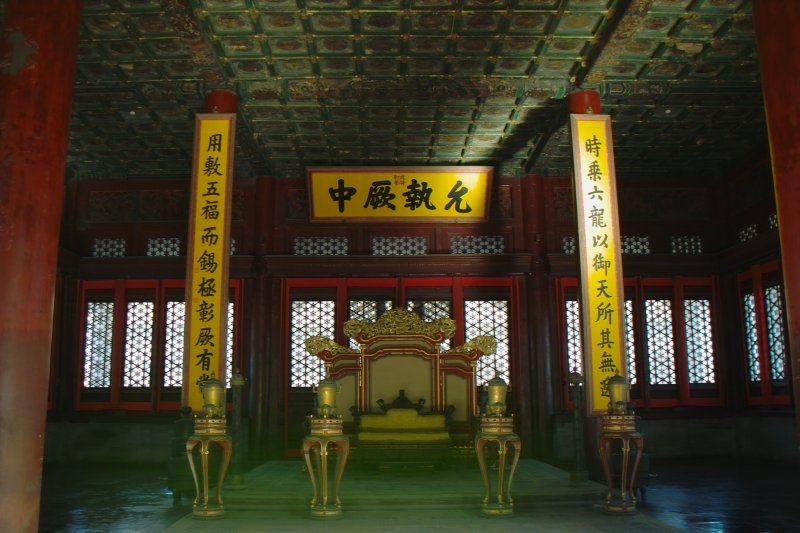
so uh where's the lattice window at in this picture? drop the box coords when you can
[349,300,393,349]
[146,237,181,257]
[768,213,778,230]
[739,224,757,242]
[371,236,427,256]
[289,300,335,387]
[742,292,761,382]
[161,300,236,388]
[407,300,451,350]
[83,302,115,388]
[92,238,126,257]
[163,301,185,388]
[624,300,637,385]
[449,235,504,254]
[565,300,583,375]
[685,299,715,384]
[645,299,676,385]
[764,285,786,382]
[407,300,451,322]
[226,302,235,387]
[123,302,154,388]
[294,236,349,256]
[621,235,651,255]
[670,235,703,255]
[465,300,510,385]
[562,236,576,255]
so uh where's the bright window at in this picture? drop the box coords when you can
[78,280,240,410]
[738,262,789,405]
[558,278,719,408]
[465,300,510,385]
[289,300,335,387]
[645,299,676,385]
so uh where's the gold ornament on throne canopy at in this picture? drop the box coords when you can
[343,308,456,342]
[444,335,497,356]
[304,336,359,357]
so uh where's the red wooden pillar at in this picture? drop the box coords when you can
[753,2,800,444]
[522,173,553,455]
[0,1,82,531]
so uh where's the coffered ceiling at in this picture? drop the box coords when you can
[59,0,764,181]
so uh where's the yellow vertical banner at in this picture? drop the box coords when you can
[183,114,236,410]
[569,114,627,414]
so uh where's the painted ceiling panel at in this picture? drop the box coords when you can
[63,0,767,181]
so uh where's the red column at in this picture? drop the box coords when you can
[568,89,602,115]
[753,2,800,442]
[522,173,554,455]
[0,2,82,531]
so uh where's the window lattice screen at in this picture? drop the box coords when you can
[685,299,715,384]
[565,300,583,375]
[163,302,184,388]
[566,299,636,384]
[83,302,115,388]
[227,302,235,387]
[407,300,451,350]
[146,237,181,257]
[160,301,236,388]
[348,300,393,349]
[764,285,786,381]
[290,300,335,387]
[624,300,637,385]
[465,300,509,385]
[645,299,676,385]
[123,302,154,388]
[449,235,504,254]
[371,236,427,256]
[742,292,760,382]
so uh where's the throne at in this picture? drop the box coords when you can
[305,308,496,466]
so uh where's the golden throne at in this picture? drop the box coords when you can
[305,308,496,465]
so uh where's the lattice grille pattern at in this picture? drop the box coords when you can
[227,302,235,388]
[407,300,451,350]
[293,236,349,256]
[290,300,335,387]
[764,285,786,382]
[742,292,761,382]
[624,300,637,385]
[465,300,510,386]
[645,299,676,385]
[685,299,715,384]
[738,224,757,242]
[562,236,576,255]
[621,236,651,255]
[769,213,778,230]
[83,302,115,388]
[565,299,582,375]
[449,235,504,254]
[160,301,236,388]
[371,236,427,256]
[349,300,393,349]
[123,302,154,388]
[163,301,185,388]
[92,238,126,257]
[670,235,703,255]
[146,237,181,257]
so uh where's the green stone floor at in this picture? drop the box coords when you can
[40,455,800,532]
[162,459,678,532]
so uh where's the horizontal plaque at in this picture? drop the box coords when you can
[307,166,493,222]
